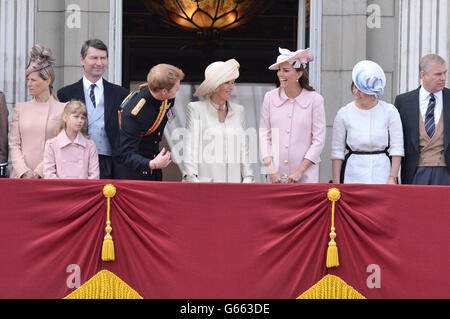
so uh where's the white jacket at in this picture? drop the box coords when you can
[183,99,254,183]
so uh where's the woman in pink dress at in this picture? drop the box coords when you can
[259,48,326,183]
[9,44,66,178]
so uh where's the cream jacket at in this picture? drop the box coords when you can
[9,96,66,178]
[183,99,254,183]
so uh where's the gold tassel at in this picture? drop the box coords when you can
[297,275,366,299]
[102,184,117,262]
[326,188,341,268]
[64,270,143,299]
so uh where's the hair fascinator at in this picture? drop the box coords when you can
[268,47,314,70]
[352,60,386,97]
[26,44,56,76]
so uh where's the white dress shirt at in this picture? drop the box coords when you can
[83,76,104,108]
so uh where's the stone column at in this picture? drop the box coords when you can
[318,0,401,182]
[320,0,369,182]
[108,0,122,85]
[0,0,35,114]
[35,0,112,91]
[398,0,450,93]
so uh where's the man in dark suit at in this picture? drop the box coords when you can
[57,39,129,179]
[395,54,450,185]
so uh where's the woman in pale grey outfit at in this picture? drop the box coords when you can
[183,59,254,183]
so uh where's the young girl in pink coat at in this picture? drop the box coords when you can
[43,101,99,179]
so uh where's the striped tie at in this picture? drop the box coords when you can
[424,93,436,138]
[89,83,96,108]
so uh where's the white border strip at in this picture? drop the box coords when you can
[309,0,322,93]
[108,0,122,85]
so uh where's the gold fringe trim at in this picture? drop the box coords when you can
[297,275,366,299]
[102,184,116,261]
[326,188,341,268]
[64,270,143,299]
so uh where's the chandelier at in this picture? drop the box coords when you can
[142,0,273,39]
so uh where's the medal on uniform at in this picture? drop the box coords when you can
[167,107,175,121]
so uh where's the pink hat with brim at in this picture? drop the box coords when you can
[268,47,314,70]
[194,59,240,97]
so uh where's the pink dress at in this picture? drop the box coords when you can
[9,96,66,178]
[259,88,326,182]
[43,130,99,179]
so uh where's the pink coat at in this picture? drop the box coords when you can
[259,88,326,182]
[9,96,66,178]
[43,130,99,179]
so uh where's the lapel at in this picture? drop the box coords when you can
[74,79,86,104]
[442,87,450,150]
[103,79,113,125]
[406,87,421,153]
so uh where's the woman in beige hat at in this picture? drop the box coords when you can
[260,48,326,183]
[9,44,66,178]
[183,59,254,183]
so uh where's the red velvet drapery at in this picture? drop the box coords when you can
[0,179,449,299]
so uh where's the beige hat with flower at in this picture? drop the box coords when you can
[194,59,240,97]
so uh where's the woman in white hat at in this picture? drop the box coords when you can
[183,59,254,183]
[260,48,326,183]
[331,60,404,184]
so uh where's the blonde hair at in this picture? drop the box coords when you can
[56,100,89,137]
[38,66,58,100]
[147,64,184,92]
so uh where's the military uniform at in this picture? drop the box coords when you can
[114,84,175,181]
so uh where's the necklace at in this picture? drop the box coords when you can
[210,100,227,111]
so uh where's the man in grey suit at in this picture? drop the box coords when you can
[395,54,450,184]
[58,39,129,179]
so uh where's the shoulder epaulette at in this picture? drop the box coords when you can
[120,83,147,111]
[131,98,146,116]
[120,91,138,110]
